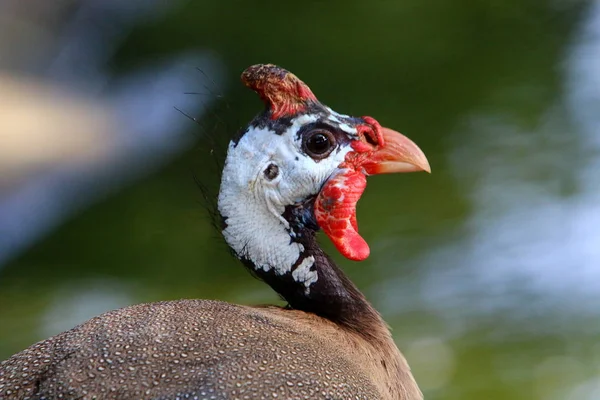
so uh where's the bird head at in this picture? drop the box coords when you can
[218,64,429,279]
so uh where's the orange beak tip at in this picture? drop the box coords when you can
[367,160,431,175]
[361,127,431,175]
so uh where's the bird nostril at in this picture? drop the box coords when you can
[358,116,385,148]
[363,130,379,147]
[354,126,380,150]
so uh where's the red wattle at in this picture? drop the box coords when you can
[314,170,370,261]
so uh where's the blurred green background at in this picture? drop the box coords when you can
[1,1,599,399]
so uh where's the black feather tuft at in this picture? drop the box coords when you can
[179,67,241,252]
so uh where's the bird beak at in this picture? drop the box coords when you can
[315,125,430,262]
[360,127,431,175]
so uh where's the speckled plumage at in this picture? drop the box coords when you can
[0,300,419,399]
[0,64,428,400]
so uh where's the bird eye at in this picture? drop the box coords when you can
[303,130,335,159]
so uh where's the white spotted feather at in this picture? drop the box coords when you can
[218,114,356,290]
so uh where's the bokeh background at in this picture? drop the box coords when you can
[1,0,599,399]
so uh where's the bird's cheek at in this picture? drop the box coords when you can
[268,177,306,208]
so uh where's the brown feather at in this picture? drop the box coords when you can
[0,300,421,399]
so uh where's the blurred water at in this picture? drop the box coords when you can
[0,1,598,399]
[0,0,224,266]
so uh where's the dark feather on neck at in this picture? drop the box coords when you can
[238,200,386,340]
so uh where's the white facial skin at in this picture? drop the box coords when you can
[218,114,357,292]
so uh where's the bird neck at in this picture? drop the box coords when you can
[276,228,387,335]
[219,190,385,336]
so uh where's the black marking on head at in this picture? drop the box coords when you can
[282,197,320,239]
[250,113,294,135]
[230,125,249,147]
[230,112,294,147]
[219,214,228,231]
[232,100,353,147]
[303,100,330,116]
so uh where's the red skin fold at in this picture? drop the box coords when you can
[241,65,428,262]
[315,169,370,261]
[314,118,385,262]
